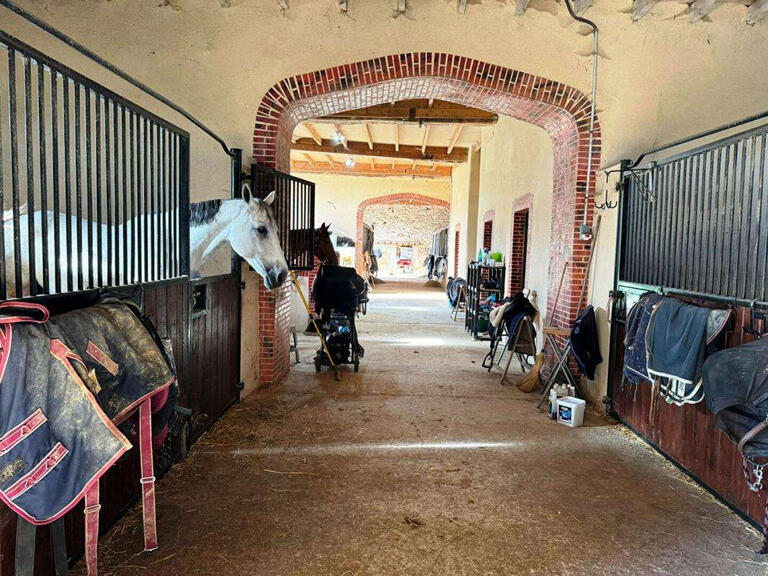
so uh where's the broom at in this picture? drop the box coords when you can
[515,262,569,392]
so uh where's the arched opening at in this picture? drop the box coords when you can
[356,193,451,278]
[253,53,600,383]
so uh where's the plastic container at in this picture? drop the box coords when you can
[556,397,586,428]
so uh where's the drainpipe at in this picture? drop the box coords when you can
[563,0,599,238]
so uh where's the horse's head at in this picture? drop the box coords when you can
[315,223,338,266]
[228,186,289,290]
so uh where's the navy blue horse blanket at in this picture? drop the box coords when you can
[0,297,176,573]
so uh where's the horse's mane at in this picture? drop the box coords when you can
[190,199,223,227]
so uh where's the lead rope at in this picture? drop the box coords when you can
[742,456,768,554]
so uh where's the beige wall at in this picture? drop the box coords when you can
[448,148,480,278]
[300,172,451,240]
[470,117,554,350]
[5,1,767,169]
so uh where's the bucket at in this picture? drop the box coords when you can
[556,396,585,428]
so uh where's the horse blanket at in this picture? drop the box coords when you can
[623,292,663,385]
[646,297,731,405]
[703,336,768,553]
[0,296,176,573]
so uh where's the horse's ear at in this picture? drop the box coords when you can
[264,191,276,206]
[241,182,252,203]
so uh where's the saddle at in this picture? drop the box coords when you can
[0,296,177,574]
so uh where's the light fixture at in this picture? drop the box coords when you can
[345,157,355,168]
[332,131,343,144]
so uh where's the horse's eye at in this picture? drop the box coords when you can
[255,226,268,237]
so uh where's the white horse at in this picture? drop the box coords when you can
[2,186,289,297]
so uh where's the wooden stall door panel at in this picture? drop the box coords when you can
[188,275,241,440]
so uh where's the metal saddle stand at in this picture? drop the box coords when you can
[536,325,582,409]
[492,317,536,385]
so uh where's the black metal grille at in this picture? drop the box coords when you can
[0,31,190,300]
[620,124,768,302]
[248,164,315,271]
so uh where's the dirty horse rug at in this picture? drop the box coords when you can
[0,296,177,574]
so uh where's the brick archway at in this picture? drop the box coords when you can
[253,53,600,384]
[356,193,450,274]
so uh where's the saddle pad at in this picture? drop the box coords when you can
[623,292,663,385]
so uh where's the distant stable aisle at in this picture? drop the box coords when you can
[75,281,765,575]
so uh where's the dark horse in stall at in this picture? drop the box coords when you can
[288,222,338,269]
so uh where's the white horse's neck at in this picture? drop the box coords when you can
[189,199,245,276]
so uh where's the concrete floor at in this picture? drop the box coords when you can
[80,279,766,575]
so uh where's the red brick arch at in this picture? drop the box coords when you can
[356,193,451,273]
[253,53,600,384]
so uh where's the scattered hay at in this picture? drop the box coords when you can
[404,515,425,528]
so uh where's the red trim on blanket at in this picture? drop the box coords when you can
[85,340,120,376]
[0,409,47,455]
[5,442,69,500]
[0,302,49,324]
[112,376,176,426]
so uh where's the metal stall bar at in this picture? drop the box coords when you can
[1,31,191,298]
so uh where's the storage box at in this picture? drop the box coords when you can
[557,396,585,428]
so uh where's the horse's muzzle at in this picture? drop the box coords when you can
[265,266,288,290]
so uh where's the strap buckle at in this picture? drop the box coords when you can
[140,475,156,485]
[748,464,765,493]
[84,503,102,515]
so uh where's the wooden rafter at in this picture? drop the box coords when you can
[514,0,529,15]
[325,154,336,168]
[689,0,721,22]
[748,0,768,24]
[303,153,315,167]
[394,124,400,152]
[447,125,463,154]
[291,159,451,178]
[304,123,323,146]
[333,124,348,149]
[323,99,497,124]
[421,125,431,154]
[293,138,468,163]
[369,157,376,170]
[631,0,658,20]
[363,123,374,150]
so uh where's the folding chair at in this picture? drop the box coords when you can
[536,325,581,409]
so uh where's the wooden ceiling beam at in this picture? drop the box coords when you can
[303,153,315,167]
[447,125,463,155]
[394,124,400,152]
[322,100,497,124]
[293,138,468,163]
[421,125,431,154]
[304,123,323,146]
[747,0,768,24]
[324,154,336,168]
[333,124,348,149]
[689,0,721,22]
[291,159,451,178]
[363,123,374,150]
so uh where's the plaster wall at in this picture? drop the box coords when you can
[300,172,451,240]
[471,117,554,353]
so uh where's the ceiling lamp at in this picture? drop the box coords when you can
[345,157,355,168]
